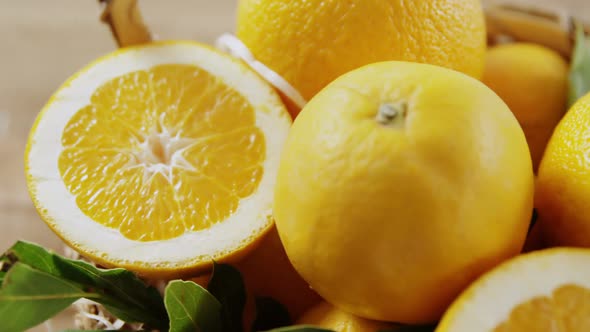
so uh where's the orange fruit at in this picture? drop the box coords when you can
[24,41,292,278]
[188,226,321,323]
[236,226,321,320]
[482,43,568,172]
[297,301,394,332]
[273,61,534,323]
[236,0,486,116]
[436,248,590,332]
[536,92,590,247]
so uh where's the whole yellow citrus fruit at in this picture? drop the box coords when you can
[482,43,568,172]
[273,61,534,324]
[297,301,394,332]
[437,248,590,332]
[236,0,486,115]
[536,92,590,247]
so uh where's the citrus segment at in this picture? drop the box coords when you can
[494,285,590,331]
[437,248,590,332]
[59,64,265,242]
[25,41,291,277]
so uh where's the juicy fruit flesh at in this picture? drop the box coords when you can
[494,284,590,331]
[59,64,265,241]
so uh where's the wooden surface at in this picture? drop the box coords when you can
[0,0,588,331]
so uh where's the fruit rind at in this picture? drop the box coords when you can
[25,41,291,278]
[436,248,590,332]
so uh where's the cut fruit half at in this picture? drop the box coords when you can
[25,41,291,278]
[436,248,590,332]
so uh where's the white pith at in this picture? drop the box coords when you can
[440,249,590,331]
[26,42,291,268]
[131,124,198,183]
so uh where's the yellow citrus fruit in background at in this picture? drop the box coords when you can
[297,301,395,332]
[236,0,486,115]
[274,61,534,324]
[236,226,321,320]
[24,41,292,278]
[436,248,590,331]
[536,92,590,248]
[190,227,321,326]
[482,43,568,172]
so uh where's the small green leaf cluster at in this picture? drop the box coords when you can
[0,241,330,332]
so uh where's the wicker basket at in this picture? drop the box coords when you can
[101,0,590,55]
[484,1,590,58]
[98,0,590,110]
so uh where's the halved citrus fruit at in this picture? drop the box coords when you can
[436,248,590,331]
[24,41,291,278]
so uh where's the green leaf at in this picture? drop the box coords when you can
[6,241,168,330]
[7,241,60,274]
[207,262,247,332]
[62,330,144,332]
[261,326,334,332]
[569,23,590,106]
[56,259,166,329]
[0,271,5,285]
[165,280,222,332]
[0,252,11,266]
[251,297,291,331]
[0,263,90,332]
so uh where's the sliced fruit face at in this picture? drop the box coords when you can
[436,248,590,332]
[25,41,291,278]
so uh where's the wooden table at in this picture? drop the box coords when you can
[0,0,588,331]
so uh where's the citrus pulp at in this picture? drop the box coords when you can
[25,41,291,278]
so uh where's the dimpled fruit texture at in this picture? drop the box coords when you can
[237,0,486,103]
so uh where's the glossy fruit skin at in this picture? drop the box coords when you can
[273,61,534,324]
[297,301,394,332]
[536,92,590,247]
[236,0,486,115]
[482,43,568,172]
